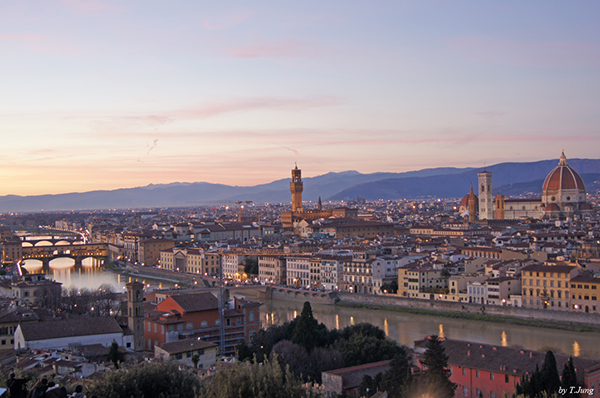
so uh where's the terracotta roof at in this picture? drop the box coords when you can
[323,360,391,390]
[419,339,600,381]
[542,152,586,192]
[156,339,217,354]
[18,317,123,341]
[165,292,219,313]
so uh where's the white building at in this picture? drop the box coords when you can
[286,256,311,288]
[14,317,132,351]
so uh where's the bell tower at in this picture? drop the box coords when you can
[290,164,303,212]
[126,280,145,352]
[478,170,494,220]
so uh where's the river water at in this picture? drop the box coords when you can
[21,258,169,292]
[21,259,600,359]
[258,298,600,360]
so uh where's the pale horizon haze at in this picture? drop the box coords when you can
[2,1,600,196]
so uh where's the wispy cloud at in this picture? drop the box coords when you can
[80,95,342,135]
[146,139,158,155]
[282,146,300,156]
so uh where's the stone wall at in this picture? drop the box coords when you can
[336,292,600,327]
[258,286,337,305]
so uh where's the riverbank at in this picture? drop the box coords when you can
[335,301,600,333]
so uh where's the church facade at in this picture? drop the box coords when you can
[464,152,592,221]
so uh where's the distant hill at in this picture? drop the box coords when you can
[328,159,600,201]
[0,160,598,212]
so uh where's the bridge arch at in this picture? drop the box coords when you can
[49,257,76,268]
[22,259,43,273]
[34,240,54,247]
[55,240,73,246]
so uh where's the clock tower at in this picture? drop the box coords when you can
[290,164,303,212]
[126,280,145,352]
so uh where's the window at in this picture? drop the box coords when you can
[505,374,509,383]
[490,372,494,381]
[476,370,480,378]
[154,324,157,333]
[186,322,194,330]
[201,321,208,328]
[463,386,468,397]
[249,310,255,322]
[175,353,182,360]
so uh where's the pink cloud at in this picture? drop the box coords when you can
[226,39,322,59]
[446,36,600,67]
[176,96,340,118]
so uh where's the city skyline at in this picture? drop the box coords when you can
[2,1,600,196]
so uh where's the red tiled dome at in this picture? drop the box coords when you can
[542,151,586,192]
[580,202,592,211]
[544,203,560,212]
[460,192,478,207]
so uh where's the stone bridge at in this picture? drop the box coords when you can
[22,242,108,270]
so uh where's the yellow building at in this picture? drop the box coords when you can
[520,264,578,310]
[569,275,600,314]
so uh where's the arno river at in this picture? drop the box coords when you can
[23,259,600,359]
[257,297,600,360]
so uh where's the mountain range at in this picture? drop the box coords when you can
[1,158,599,213]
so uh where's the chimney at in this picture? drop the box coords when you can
[467,351,471,356]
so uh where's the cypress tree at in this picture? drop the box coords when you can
[380,348,412,398]
[420,335,457,398]
[561,357,579,398]
[291,302,319,351]
[540,351,561,395]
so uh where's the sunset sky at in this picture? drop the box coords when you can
[2,1,600,196]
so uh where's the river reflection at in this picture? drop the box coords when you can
[259,298,600,359]
[22,258,126,291]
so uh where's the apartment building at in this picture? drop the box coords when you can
[520,264,578,310]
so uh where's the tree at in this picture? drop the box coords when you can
[200,356,319,398]
[561,357,579,398]
[358,375,378,398]
[191,354,200,369]
[271,340,311,380]
[87,361,201,398]
[236,339,253,362]
[107,341,125,369]
[244,258,258,276]
[380,348,413,398]
[419,335,457,398]
[291,302,320,351]
[540,351,561,395]
[334,332,402,367]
